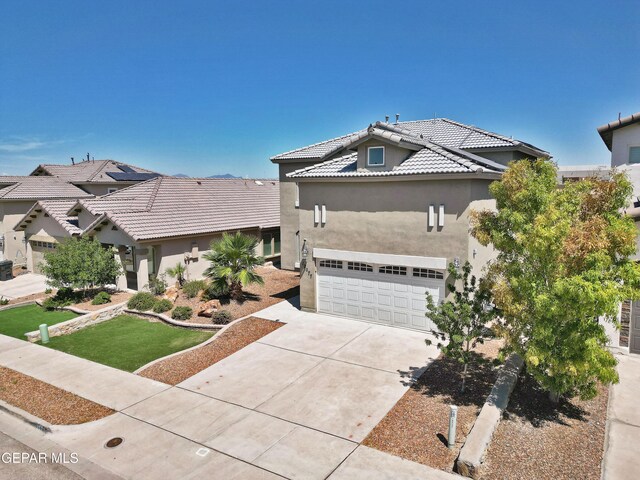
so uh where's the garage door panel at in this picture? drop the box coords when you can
[317,262,444,333]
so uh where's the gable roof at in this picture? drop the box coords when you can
[72,177,279,241]
[0,176,93,201]
[597,112,640,151]
[30,160,162,183]
[15,200,83,235]
[272,117,548,161]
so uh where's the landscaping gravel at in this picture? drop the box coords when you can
[138,316,284,385]
[0,366,114,425]
[480,373,608,480]
[72,291,133,311]
[363,340,502,472]
[171,266,300,324]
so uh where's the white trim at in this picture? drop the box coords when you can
[313,248,447,270]
[321,204,327,225]
[438,204,445,227]
[314,204,320,224]
[367,145,385,166]
[428,204,435,228]
[294,182,300,208]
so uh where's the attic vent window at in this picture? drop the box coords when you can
[367,146,385,166]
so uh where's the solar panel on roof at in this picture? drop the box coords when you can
[117,165,137,173]
[106,172,161,182]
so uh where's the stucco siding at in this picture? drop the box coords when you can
[611,123,640,167]
[0,200,38,265]
[356,139,412,171]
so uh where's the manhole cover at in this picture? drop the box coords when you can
[105,437,124,448]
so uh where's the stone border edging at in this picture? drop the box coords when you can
[456,353,524,479]
[0,398,52,433]
[132,314,282,374]
[24,302,128,342]
[123,308,225,330]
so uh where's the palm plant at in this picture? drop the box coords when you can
[203,232,265,300]
[165,262,186,287]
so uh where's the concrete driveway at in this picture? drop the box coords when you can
[0,273,47,300]
[119,299,443,479]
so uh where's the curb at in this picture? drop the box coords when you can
[123,309,225,330]
[0,398,52,433]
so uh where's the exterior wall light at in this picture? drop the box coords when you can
[453,257,460,269]
[301,239,308,258]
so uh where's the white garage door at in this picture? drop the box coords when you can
[317,259,445,332]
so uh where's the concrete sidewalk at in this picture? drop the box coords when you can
[602,352,640,479]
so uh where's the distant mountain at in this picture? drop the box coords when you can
[172,173,190,178]
[207,173,239,179]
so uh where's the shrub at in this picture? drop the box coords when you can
[41,287,79,310]
[145,274,168,295]
[171,306,193,320]
[44,288,52,294]
[127,292,157,311]
[91,291,112,305]
[202,283,226,301]
[166,262,186,286]
[211,310,233,325]
[183,280,207,299]
[0,296,9,306]
[41,297,60,311]
[153,298,173,313]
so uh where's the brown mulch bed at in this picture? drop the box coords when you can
[172,266,299,324]
[363,340,503,472]
[138,316,284,384]
[71,291,133,311]
[480,374,608,480]
[7,292,48,305]
[0,366,114,425]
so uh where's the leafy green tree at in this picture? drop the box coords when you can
[203,232,265,300]
[42,237,123,291]
[426,261,495,393]
[471,158,640,400]
[165,262,186,286]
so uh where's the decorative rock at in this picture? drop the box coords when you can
[163,286,179,302]
[197,299,221,317]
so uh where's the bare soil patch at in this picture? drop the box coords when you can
[7,292,48,305]
[172,266,299,324]
[480,373,608,480]
[72,291,133,311]
[363,340,503,472]
[138,316,284,384]
[0,366,114,425]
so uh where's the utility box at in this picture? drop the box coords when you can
[0,260,13,281]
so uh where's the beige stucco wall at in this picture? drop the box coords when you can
[0,200,39,265]
[296,177,496,310]
[611,123,640,168]
[356,140,412,171]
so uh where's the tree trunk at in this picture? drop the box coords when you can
[461,363,468,393]
[548,390,560,403]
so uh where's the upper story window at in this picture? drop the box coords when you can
[107,188,118,194]
[367,146,385,166]
[630,146,640,164]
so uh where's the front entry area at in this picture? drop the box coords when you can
[316,258,445,332]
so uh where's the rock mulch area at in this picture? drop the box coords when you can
[0,366,114,425]
[363,340,503,472]
[138,316,284,385]
[480,373,608,480]
[71,291,133,311]
[172,266,300,324]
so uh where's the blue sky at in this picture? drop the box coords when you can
[1,1,639,177]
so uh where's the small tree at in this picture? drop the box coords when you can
[42,237,123,291]
[203,232,265,300]
[165,262,186,286]
[426,261,495,393]
[471,158,640,400]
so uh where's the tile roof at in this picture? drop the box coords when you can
[15,200,83,235]
[597,112,640,151]
[30,160,161,183]
[271,118,548,160]
[75,177,279,241]
[0,176,93,200]
[287,142,506,179]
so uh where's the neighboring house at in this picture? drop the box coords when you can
[271,118,548,332]
[0,159,161,269]
[30,159,161,196]
[0,176,92,266]
[596,112,640,354]
[16,177,280,290]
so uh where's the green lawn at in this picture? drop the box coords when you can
[0,304,78,339]
[40,315,214,372]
